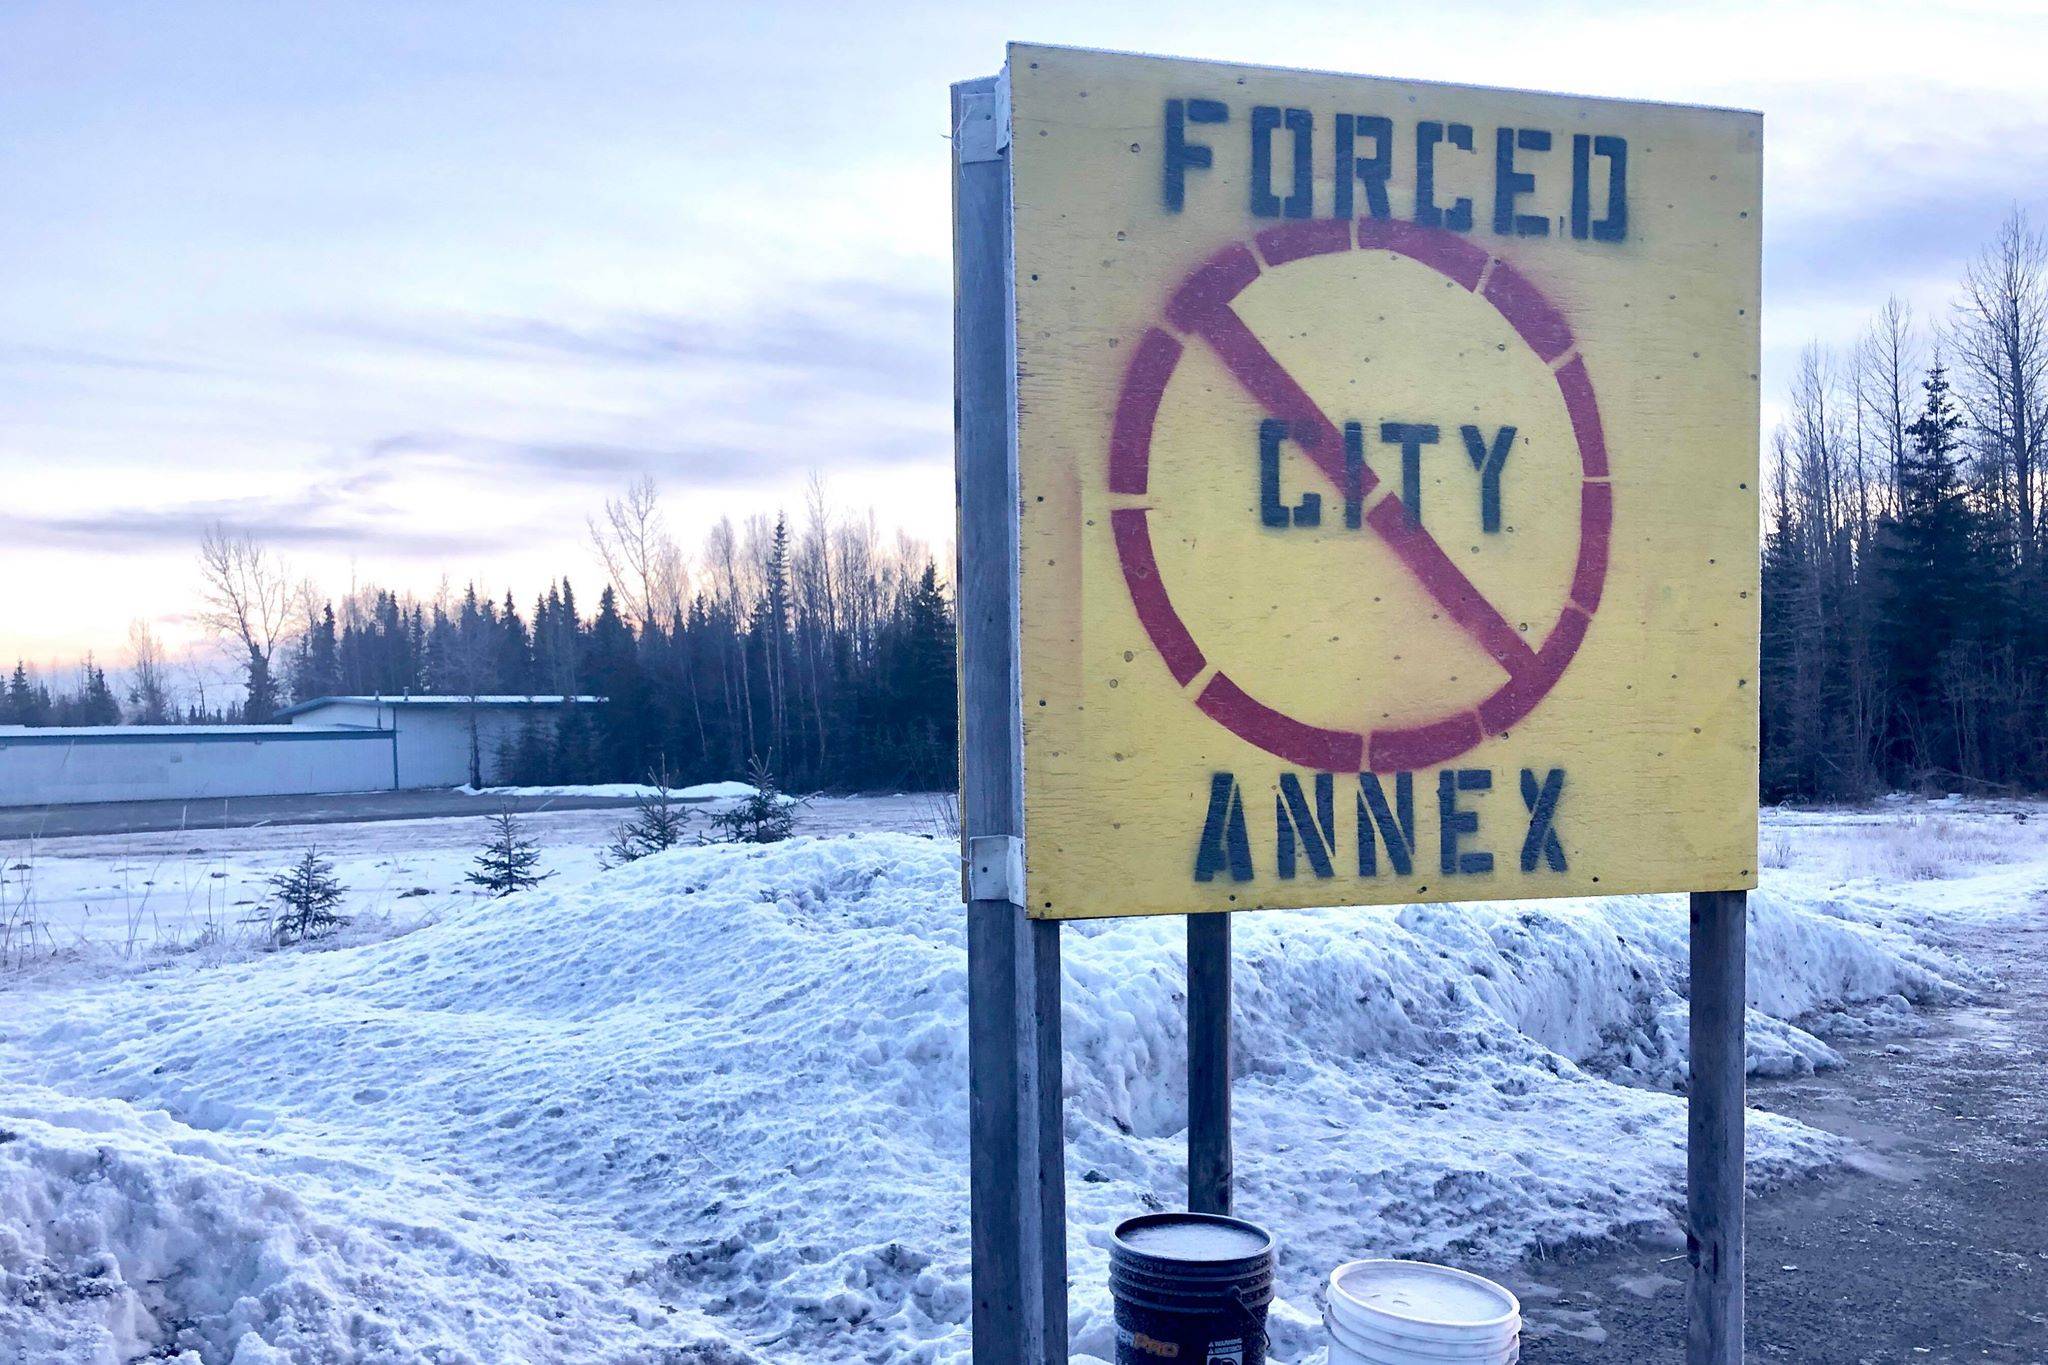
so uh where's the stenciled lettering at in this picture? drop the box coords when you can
[1155,99,1627,243]
[1192,768,1576,886]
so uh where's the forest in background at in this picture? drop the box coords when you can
[1764,210,2048,799]
[2,482,957,793]
[7,210,2047,801]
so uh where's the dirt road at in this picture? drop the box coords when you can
[0,788,948,841]
[0,787,652,840]
[1504,911,2048,1362]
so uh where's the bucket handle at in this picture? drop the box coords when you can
[1230,1285,1272,1349]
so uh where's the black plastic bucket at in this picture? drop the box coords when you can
[1109,1211,1276,1365]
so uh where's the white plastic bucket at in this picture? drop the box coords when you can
[1325,1260,1520,1364]
[1325,1314,1519,1365]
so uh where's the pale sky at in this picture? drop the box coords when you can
[4,0,2045,666]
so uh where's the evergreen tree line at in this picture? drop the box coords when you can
[6,618,235,726]
[279,500,956,791]
[9,490,958,792]
[0,658,123,727]
[2,485,951,797]
[1764,210,2048,799]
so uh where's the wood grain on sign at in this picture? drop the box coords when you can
[1007,43,1762,920]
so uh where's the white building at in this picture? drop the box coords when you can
[0,696,601,808]
[277,695,602,791]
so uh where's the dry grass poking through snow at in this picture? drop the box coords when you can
[1765,807,2037,883]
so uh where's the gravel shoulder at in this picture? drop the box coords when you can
[1504,909,2048,1363]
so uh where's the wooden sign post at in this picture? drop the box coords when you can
[955,45,1761,1365]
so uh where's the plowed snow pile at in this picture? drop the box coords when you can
[0,820,2008,1362]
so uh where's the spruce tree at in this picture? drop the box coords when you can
[506,718,551,786]
[1,663,26,725]
[79,660,120,725]
[1876,362,1996,780]
[499,591,532,693]
[900,562,956,784]
[600,765,691,868]
[8,665,50,727]
[295,605,340,703]
[264,849,348,944]
[705,756,802,844]
[468,809,552,896]
[587,586,645,778]
[1759,499,1810,800]
[244,652,278,723]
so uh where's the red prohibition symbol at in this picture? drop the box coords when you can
[1108,216,1613,774]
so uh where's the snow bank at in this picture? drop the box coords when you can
[0,832,1981,1362]
[0,1090,744,1364]
[464,780,762,801]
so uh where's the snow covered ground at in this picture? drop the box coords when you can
[0,791,952,972]
[0,796,2036,1363]
[463,781,770,802]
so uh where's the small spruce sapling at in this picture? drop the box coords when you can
[265,848,348,945]
[468,808,552,897]
[600,764,692,868]
[705,756,804,845]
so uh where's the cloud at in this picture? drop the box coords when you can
[1769,182,2048,320]
[0,496,528,558]
[0,343,222,377]
[324,274,955,502]
[320,276,951,402]
[1,390,947,570]
[356,430,864,489]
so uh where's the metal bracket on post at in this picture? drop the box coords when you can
[956,77,1010,164]
[968,835,1026,906]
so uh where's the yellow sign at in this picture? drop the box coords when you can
[1005,44,1761,919]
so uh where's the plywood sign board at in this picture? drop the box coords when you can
[1005,43,1761,920]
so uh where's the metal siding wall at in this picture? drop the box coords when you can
[476,712,529,786]
[389,710,549,788]
[0,733,397,808]
[393,711,476,789]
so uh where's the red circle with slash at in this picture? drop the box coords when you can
[1108,217,1612,774]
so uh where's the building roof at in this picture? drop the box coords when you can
[275,694,603,720]
[0,724,383,745]
[1,724,289,737]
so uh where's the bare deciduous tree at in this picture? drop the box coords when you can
[125,620,172,724]
[1858,296,1918,516]
[197,524,292,721]
[589,474,689,634]
[1953,210,2048,572]
[704,516,757,759]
